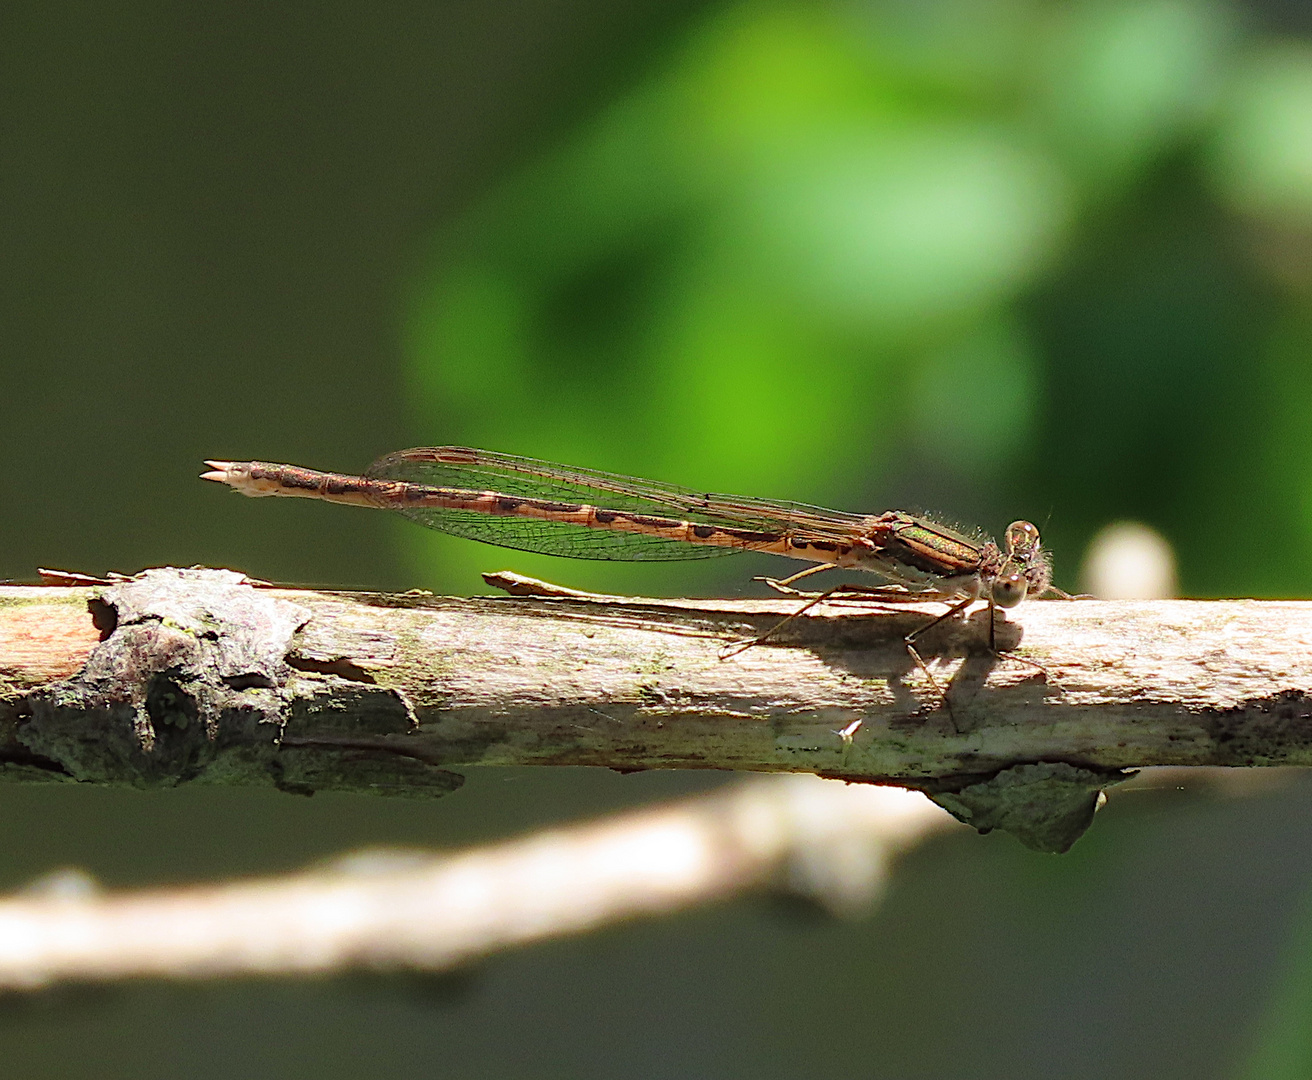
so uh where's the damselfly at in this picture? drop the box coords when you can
[202,447,1062,686]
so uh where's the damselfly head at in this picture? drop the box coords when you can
[990,520,1052,607]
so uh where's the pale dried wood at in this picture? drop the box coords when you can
[2,567,1310,850]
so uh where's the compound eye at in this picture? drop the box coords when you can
[1005,521,1040,554]
[992,572,1028,609]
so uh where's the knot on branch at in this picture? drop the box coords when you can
[25,568,309,782]
[929,762,1135,853]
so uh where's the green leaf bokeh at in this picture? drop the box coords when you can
[403,0,1312,602]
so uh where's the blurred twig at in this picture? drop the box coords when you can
[0,775,958,989]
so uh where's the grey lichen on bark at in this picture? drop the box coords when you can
[3,567,1312,851]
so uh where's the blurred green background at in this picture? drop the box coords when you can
[6,0,1312,1075]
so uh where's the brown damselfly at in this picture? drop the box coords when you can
[202,447,1063,696]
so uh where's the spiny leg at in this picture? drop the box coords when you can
[901,595,979,726]
[977,600,1062,687]
[743,586,977,726]
[719,583,859,659]
[901,595,1052,726]
[722,580,966,699]
[722,576,952,659]
[759,577,920,605]
[769,561,836,589]
[753,560,840,598]
[725,584,1043,728]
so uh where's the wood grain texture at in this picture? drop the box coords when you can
[0,592,103,684]
[1,568,1309,849]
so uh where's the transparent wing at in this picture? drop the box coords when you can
[366,447,870,563]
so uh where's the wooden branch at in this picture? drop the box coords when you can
[0,775,959,989]
[3,567,1310,851]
